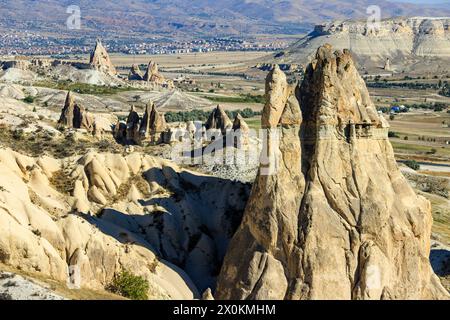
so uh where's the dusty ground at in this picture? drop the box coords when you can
[0,264,125,300]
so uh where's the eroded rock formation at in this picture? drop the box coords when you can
[205,105,232,133]
[276,18,450,68]
[232,113,250,146]
[0,148,250,298]
[89,39,117,76]
[384,58,392,71]
[58,91,94,132]
[216,45,449,300]
[139,102,167,143]
[232,114,249,133]
[115,103,167,145]
[143,61,165,84]
[128,64,144,81]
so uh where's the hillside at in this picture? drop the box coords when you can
[268,17,450,72]
[0,0,450,38]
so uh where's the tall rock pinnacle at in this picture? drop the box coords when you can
[143,61,165,84]
[216,45,449,300]
[58,91,94,132]
[139,102,167,143]
[89,39,117,76]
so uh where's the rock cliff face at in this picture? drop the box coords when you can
[277,17,450,65]
[89,40,117,76]
[58,91,94,132]
[216,45,449,300]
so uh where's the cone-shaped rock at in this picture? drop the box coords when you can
[205,105,232,132]
[58,91,94,132]
[58,91,76,127]
[143,61,165,84]
[232,113,250,146]
[128,64,143,80]
[89,39,117,76]
[232,113,250,133]
[139,102,167,143]
[126,105,140,143]
[216,45,449,300]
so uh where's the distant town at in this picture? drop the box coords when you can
[0,32,289,56]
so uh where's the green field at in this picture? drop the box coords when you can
[34,81,135,95]
[203,94,265,104]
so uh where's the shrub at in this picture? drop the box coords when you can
[388,131,400,138]
[107,270,149,300]
[23,96,35,104]
[404,160,420,171]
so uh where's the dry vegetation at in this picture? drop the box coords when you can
[0,263,126,300]
[0,126,123,159]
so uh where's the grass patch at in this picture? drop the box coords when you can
[391,141,450,158]
[245,117,261,130]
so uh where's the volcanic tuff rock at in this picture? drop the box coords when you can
[139,102,167,143]
[115,104,168,145]
[276,17,450,65]
[125,105,141,143]
[58,91,94,132]
[216,45,449,300]
[232,114,249,133]
[205,105,233,133]
[383,58,392,71]
[0,148,250,297]
[89,40,117,76]
[143,61,165,84]
[128,64,144,81]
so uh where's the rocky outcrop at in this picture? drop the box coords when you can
[0,148,250,298]
[205,105,232,133]
[383,58,392,71]
[139,102,167,143]
[58,91,94,132]
[143,61,165,84]
[115,104,167,145]
[232,114,249,133]
[278,17,450,66]
[216,45,449,300]
[125,105,140,143]
[1,59,31,71]
[89,40,117,76]
[128,64,144,81]
[232,113,250,146]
